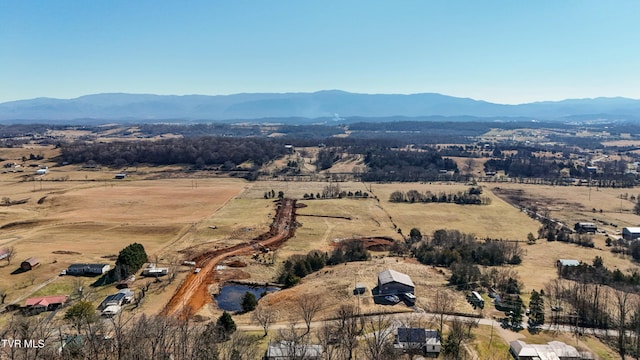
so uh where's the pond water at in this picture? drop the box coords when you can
[214,284,280,312]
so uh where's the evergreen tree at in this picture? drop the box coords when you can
[215,311,236,341]
[241,292,257,312]
[528,290,545,326]
[115,242,148,278]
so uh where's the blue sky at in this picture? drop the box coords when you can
[1,1,639,104]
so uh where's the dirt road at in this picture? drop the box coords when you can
[162,198,297,318]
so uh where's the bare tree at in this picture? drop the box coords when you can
[362,312,395,360]
[427,288,455,334]
[0,287,7,305]
[5,246,15,265]
[442,318,478,360]
[613,288,631,359]
[297,293,323,335]
[335,304,361,360]
[253,304,278,336]
[317,320,340,360]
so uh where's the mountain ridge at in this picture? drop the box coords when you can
[1,90,639,123]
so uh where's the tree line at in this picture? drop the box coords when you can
[60,137,289,169]
[389,187,490,205]
[276,240,371,288]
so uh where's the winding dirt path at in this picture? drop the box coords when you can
[162,198,297,318]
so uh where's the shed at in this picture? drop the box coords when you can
[114,173,127,179]
[378,269,415,295]
[67,264,111,276]
[0,248,9,261]
[557,259,580,267]
[353,283,367,295]
[21,257,40,271]
[622,227,640,241]
[116,275,135,289]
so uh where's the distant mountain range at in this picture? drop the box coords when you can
[1,90,640,124]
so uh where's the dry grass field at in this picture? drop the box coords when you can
[0,177,248,307]
[370,183,541,240]
[487,183,640,229]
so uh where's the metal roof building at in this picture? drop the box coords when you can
[66,264,111,276]
[378,269,415,295]
[622,227,640,241]
[510,340,592,360]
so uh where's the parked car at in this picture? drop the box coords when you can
[194,268,201,274]
[385,295,400,303]
[403,293,416,302]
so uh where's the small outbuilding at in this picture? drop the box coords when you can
[353,283,367,295]
[114,173,127,179]
[622,227,640,241]
[20,257,40,271]
[378,269,415,295]
[557,259,580,268]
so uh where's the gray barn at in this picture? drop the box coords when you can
[378,269,415,295]
[623,227,640,241]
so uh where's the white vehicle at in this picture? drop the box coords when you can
[194,268,201,274]
[102,305,122,317]
[403,293,416,301]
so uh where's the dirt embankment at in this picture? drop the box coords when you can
[162,198,297,319]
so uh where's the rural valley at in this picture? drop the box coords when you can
[1,120,640,359]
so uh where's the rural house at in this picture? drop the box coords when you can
[394,327,441,357]
[509,340,592,360]
[24,295,68,314]
[574,222,597,234]
[557,259,580,268]
[378,269,415,295]
[622,227,640,241]
[66,263,111,276]
[264,341,323,360]
[20,257,40,271]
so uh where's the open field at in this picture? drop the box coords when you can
[488,183,640,230]
[370,182,541,240]
[0,178,248,307]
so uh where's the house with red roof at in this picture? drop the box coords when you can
[24,295,68,313]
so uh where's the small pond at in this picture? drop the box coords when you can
[214,284,280,312]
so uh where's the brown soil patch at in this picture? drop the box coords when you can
[226,260,247,267]
[52,250,81,255]
[333,237,395,251]
[162,198,298,318]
